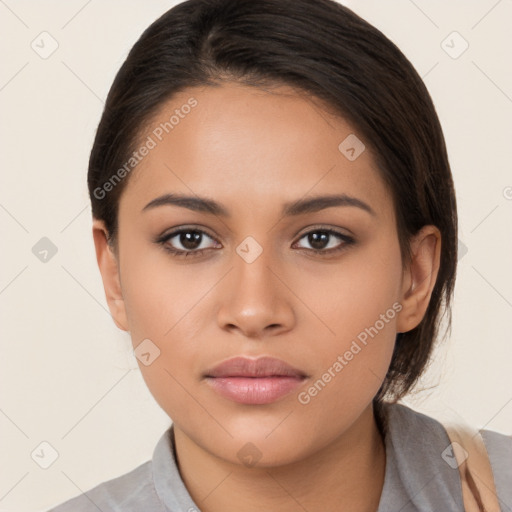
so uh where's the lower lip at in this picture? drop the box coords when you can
[205,376,305,404]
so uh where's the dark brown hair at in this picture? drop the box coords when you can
[88,0,458,403]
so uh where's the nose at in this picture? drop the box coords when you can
[216,246,296,339]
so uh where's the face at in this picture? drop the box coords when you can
[96,82,430,467]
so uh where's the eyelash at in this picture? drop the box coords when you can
[155,226,355,259]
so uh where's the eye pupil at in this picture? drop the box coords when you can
[309,231,329,250]
[181,231,202,250]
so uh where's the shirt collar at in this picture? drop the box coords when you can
[151,404,465,511]
[377,402,464,511]
[152,423,202,512]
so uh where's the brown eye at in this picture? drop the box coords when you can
[157,228,220,257]
[294,229,354,254]
[173,231,204,251]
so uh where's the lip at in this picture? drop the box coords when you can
[203,356,308,405]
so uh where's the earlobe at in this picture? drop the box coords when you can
[396,225,441,334]
[92,219,129,332]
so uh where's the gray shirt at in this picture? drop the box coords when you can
[48,403,512,511]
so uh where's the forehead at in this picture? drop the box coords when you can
[120,82,391,220]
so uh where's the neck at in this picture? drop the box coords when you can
[173,403,387,512]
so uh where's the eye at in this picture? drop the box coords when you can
[156,228,220,258]
[293,228,355,255]
[155,226,355,259]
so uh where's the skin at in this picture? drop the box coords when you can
[93,82,441,512]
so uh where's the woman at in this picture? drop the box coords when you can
[49,0,512,510]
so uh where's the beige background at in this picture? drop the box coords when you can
[0,1,511,510]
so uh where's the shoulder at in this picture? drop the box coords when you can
[382,402,512,506]
[46,460,164,512]
[480,428,512,505]
[46,425,198,512]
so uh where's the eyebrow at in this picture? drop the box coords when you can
[142,193,376,217]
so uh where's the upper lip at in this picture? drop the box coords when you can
[204,356,308,378]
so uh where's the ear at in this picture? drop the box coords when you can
[92,219,129,332]
[396,225,441,334]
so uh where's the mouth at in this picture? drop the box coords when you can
[203,356,308,405]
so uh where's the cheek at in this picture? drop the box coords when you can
[119,236,206,340]
[295,277,400,428]
[296,234,402,400]
[118,242,214,413]
[300,233,402,349]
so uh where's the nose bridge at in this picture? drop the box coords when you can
[217,235,295,336]
[233,235,280,307]
[236,237,276,295]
